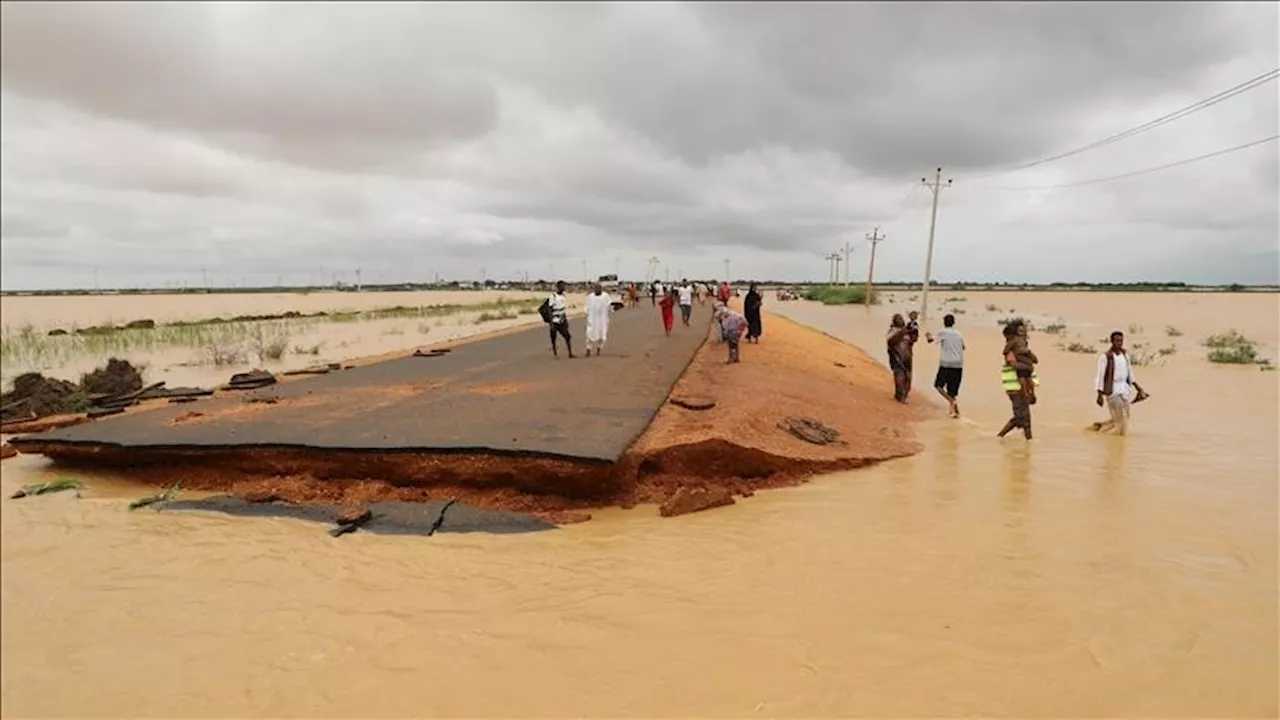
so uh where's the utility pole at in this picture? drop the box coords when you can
[843,240,854,285]
[614,257,621,280]
[865,227,884,307]
[646,256,659,284]
[920,167,952,321]
[723,258,730,283]
[824,253,840,283]
[355,268,361,292]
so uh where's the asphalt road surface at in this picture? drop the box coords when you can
[16,301,709,463]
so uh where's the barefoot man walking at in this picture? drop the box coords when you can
[1093,330,1149,435]
[927,313,965,418]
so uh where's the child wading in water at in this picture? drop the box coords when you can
[1002,320,1039,403]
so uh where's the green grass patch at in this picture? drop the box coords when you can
[802,285,878,305]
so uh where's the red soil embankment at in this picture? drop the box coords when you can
[18,310,934,520]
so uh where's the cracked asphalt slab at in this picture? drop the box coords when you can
[155,498,556,535]
[12,304,709,463]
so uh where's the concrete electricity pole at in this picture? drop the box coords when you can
[842,240,854,285]
[825,253,841,283]
[355,268,361,292]
[865,227,885,308]
[646,256,659,284]
[920,167,952,321]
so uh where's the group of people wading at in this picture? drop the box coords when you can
[540,279,765,364]
[886,311,1150,439]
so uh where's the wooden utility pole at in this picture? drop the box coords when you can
[865,227,885,307]
[920,167,952,321]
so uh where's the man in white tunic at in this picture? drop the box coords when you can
[1093,330,1150,435]
[584,283,615,356]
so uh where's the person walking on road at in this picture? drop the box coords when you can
[1092,330,1150,435]
[717,280,732,305]
[547,281,575,358]
[886,313,913,403]
[744,283,763,343]
[584,283,614,357]
[926,313,965,418]
[659,287,676,335]
[677,280,694,326]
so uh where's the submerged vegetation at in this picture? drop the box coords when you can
[802,285,879,305]
[1062,341,1096,354]
[1202,330,1271,366]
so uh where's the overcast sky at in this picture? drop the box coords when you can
[2,2,1277,290]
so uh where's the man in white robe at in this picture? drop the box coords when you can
[584,283,615,356]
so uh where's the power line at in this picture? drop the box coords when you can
[978,134,1278,191]
[965,67,1279,180]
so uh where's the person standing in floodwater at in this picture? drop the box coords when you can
[886,313,913,403]
[1003,319,1039,404]
[658,288,676,335]
[926,313,965,418]
[547,281,575,358]
[744,283,763,343]
[998,322,1035,439]
[1092,330,1150,435]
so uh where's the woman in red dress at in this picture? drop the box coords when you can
[659,289,676,335]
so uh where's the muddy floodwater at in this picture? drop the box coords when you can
[3,290,1277,717]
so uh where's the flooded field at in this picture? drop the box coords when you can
[3,290,1277,717]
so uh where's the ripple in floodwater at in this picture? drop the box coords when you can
[1,290,1277,717]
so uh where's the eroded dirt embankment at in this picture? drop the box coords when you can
[15,309,935,519]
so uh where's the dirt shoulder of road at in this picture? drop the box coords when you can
[14,307,936,520]
[621,308,932,504]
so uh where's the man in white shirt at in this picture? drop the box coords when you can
[547,281,575,358]
[1093,330,1149,435]
[677,280,694,326]
[926,313,965,418]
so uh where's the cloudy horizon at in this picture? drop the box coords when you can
[2,1,1277,291]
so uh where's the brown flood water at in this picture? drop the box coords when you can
[2,291,1277,717]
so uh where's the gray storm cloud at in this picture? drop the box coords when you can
[1,1,1276,289]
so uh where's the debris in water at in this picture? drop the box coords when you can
[224,369,277,390]
[329,507,374,537]
[777,416,842,445]
[128,481,182,511]
[11,477,84,499]
[80,358,145,397]
[659,486,735,517]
